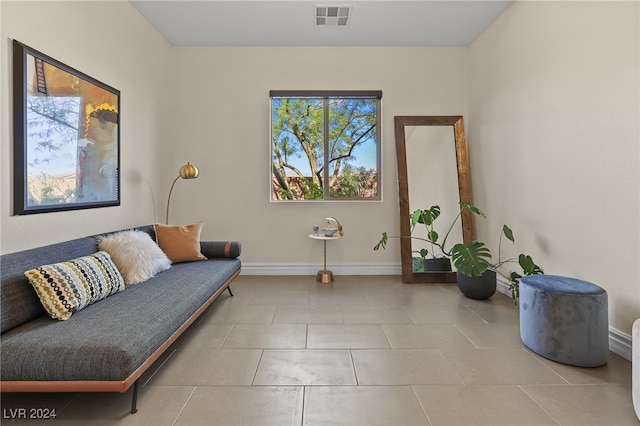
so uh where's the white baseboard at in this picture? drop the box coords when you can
[241,265,633,361]
[241,263,402,276]
[610,327,633,361]
[496,277,512,297]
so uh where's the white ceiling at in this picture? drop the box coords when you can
[130,0,515,47]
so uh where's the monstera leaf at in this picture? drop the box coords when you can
[519,254,543,275]
[502,224,514,243]
[412,206,441,227]
[451,241,492,277]
[460,202,485,219]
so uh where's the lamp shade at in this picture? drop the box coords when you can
[179,163,199,179]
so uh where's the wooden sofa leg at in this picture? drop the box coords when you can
[227,286,234,297]
[131,380,139,414]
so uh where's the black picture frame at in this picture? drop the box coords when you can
[13,40,120,215]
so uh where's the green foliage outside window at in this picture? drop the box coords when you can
[271,92,381,201]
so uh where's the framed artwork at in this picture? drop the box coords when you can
[12,40,120,215]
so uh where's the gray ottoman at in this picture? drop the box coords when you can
[519,275,608,367]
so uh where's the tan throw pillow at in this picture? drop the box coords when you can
[154,223,207,263]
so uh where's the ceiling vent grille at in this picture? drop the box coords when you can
[315,5,351,27]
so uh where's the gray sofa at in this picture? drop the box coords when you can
[0,225,241,413]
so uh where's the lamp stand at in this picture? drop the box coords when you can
[165,162,199,225]
[165,176,181,224]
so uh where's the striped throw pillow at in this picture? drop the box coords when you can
[24,251,125,320]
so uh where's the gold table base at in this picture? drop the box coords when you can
[316,270,334,283]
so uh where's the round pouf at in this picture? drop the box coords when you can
[519,275,608,367]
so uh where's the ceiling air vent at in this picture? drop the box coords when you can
[315,5,351,27]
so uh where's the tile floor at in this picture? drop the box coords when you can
[1,275,637,425]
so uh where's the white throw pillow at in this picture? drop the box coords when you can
[98,230,171,284]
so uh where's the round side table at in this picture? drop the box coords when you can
[308,234,342,283]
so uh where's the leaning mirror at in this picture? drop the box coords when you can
[394,116,475,283]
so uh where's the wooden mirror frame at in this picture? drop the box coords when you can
[394,116,475,283]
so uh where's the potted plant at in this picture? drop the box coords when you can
[451,224,543,303]
[374,203,483,272]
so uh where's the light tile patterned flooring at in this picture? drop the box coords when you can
[1,275,636,425]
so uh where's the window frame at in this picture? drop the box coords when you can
[269,90,382,202]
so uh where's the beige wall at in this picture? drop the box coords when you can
[468,0,640,334]
[164,47,468,272]
[0,1,171,253]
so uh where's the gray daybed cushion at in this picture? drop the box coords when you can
[1,237,100,333]
[1,258,240,382]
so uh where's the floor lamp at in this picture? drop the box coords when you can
[165,162,199,224]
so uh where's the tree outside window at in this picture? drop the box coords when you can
[270,91,381,201]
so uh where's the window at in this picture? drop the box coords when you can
[270,90,381,201]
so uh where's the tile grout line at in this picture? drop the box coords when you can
[410,385,434,426]
[349,349,361,386]
[520,348,571,385]
[142,348,177,386]
[42,391,79,423]
[250,349,266,386]
[452,323,480,349]
[301,386,307,426]
[517,384,562,426]
[171,386,197,426]
[218,323,235,349]
[436,348,467,385]
[402,304,418,324]
[464,305,490,324]
[379,323,394,349]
